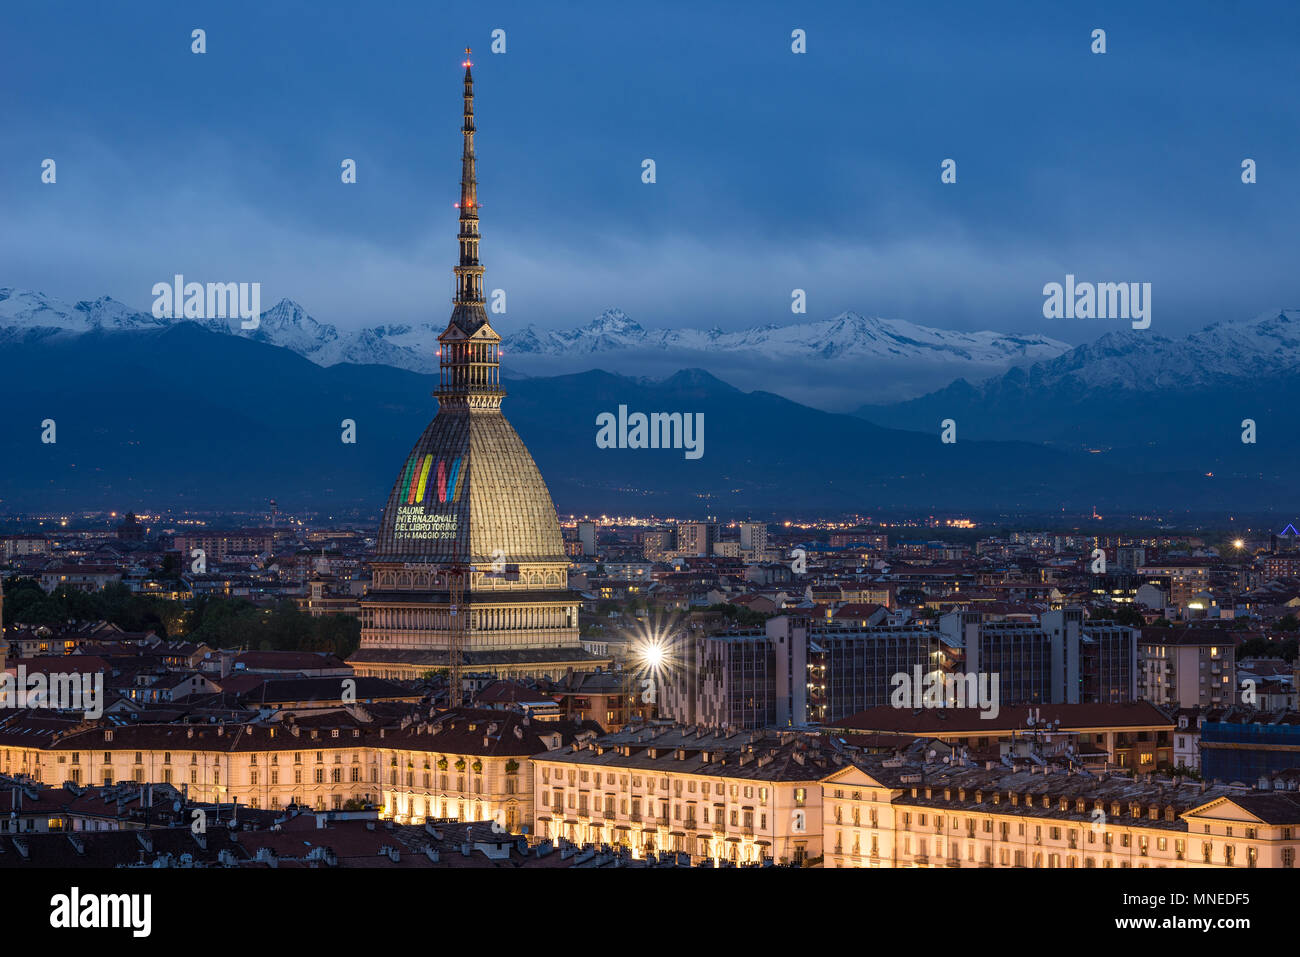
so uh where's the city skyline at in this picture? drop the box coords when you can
[1,6,1297,927]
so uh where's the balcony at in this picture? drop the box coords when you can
[684,818,698,831]
[742,825,754,838]
[656,815,670,827]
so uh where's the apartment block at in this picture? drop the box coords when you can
[1139,629,1237,709]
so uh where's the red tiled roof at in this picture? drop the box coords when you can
[7,656,110,675]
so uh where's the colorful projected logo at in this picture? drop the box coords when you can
[398,453,465,505]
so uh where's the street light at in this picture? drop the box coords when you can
[620,612,682,728]
[641,640,665,671]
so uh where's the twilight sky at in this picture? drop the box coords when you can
[3,0,1299,343]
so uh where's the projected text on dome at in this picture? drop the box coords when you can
[393,506,459,540]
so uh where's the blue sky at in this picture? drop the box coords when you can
[4,0,1299,342]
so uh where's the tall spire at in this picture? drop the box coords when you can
[453,47,484,313]
[439,48,502,410]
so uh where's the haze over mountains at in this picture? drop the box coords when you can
[856,309,1300,475]
[0,318,1294,519]
[0,320,1094,514]
[0,287,1068,407]
[3,285,1299,518]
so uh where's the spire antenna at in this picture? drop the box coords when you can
[438,47,503,409]
[454,45,481,308]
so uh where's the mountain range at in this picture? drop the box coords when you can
[853,309,1300,500]
[0,318,1294,517]
[4,284,1300,517]
[0,287,1068,406]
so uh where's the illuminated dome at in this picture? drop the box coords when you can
[374,409,566,565]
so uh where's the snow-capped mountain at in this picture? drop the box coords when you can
[994,309,1300,392]
[0,288,1070,378]
[855,307,1300,450]
[0,287,355,363]
[0,288,171,340]
[238,298,344,362]
[499,308,1070,365]
[8,285,1300,412]
[331,322,445,371]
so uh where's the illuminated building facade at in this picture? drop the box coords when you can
[822,761,1300,869]
[350,54,607,682]
[2,712,1296,867]
[0,709,565,833]
[530,726,827,865]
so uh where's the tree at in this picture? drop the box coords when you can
[897,588,928,607]
[705,602,770,627]
[2,577,46,618]
[1237,636,1276,660]
[157,552,181,583]
[1113,605,1146,628]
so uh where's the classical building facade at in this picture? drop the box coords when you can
[821,761,1300,869]
[0,709,571,836]
[529,725,836,864]
[3,709,1297,867]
